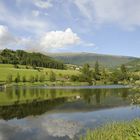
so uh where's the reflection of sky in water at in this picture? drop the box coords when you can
[0,106,140,140]
[0,87,139,140]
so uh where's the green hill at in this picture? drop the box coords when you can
[48,52,137,68]
[0,49,64,69]
[126,59,140,71]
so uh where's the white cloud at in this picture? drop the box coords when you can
[25,28,96,52]
[0,25,95,52]
[0,25,18,49]
[73,0,140,29]
[34,0,53,9]
[32,28,81,51]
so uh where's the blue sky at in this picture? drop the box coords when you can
[0,0,140,57]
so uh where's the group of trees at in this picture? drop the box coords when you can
[6,71,56,83]
[71,61,131,85]
[6,74,45,83]
[0,49,65,69]
[5,61,139,85]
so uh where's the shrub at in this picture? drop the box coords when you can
[49,71,56,82]
[22,75,26,82]
[15,73,20,83]
[14,64,19,69]
[6,74,13,83]
[70,75,79,82]
[35,75,39,82]
[39,74,45,82]
[29,75,35,83]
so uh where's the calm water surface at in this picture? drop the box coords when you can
[0,86,139,140]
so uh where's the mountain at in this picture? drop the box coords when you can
[48,52,137,68]
[126,59,140,71]
[0,49,65,69]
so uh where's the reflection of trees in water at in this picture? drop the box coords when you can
[40,88,45,99]
[23,88,27,98]
[15,87,20,100]
[121,89,128,101]
[6,87,14,100]
[35,88,39,98]
[50,89,56,99]
[59,90,63,96]
[0,87,133,114]
[128,89,140,105]
[46,93,49,98]
[80,89,102,105]
[0,98,66,120]
[80,88,130,105]
[95,91,101,104]
[0,87,79,105]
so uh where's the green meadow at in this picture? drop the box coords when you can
[0,64,81,84]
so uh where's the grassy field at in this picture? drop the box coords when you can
[0,64,81,83]
[81,119,140,140]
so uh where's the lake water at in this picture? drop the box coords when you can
[0,86,139,140]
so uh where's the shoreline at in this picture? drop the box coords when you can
[1,83,132,90]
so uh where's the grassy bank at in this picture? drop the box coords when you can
[0,64,139,87]
[0,64,80,82]
[4,81,90,87]
[0,64,113,87]
[81,119,140,140]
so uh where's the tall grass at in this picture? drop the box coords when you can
[81,119,140,140]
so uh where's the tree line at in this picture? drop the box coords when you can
[70,61,138,85]
[0,49,65,69]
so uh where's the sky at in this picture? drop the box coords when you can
[0,0,140,57]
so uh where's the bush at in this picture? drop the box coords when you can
[14,64,19,69]
[6,74,13,83]
[70,75,79,82]
[22,75,26,82]
[15,73,20,83]
[39,74,45,82]
[35,75,39,82]
[26,65,30,69]
[29,75,35,83]
[49,71,56,82]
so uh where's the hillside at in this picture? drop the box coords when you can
[126,59,140,71]
[48,52,136,67]
[0,49,64,69]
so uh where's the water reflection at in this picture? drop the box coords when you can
[0,87,134,120]
[0,86,139,140]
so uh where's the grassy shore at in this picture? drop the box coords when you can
[4,81,90,87]
[81,119,140,140]
[0,64,139,87]
[0,64,80,82]
[0,64,113,87]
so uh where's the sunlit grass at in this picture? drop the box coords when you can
[0,64,80,82]
[81,119,140,140]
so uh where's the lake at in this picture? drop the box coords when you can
[0,85,139,140]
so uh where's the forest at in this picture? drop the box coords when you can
[0,49,65,69]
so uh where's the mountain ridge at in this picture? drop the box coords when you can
[47,52,138,68]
